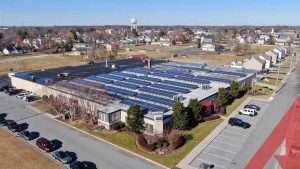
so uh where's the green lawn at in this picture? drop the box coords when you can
[255,85,274,97]
[260,78,281,86]
[226,94,250,116]
[73,119,223,168]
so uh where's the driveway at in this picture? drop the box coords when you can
[189,100,270,169]
[0,93,163,169]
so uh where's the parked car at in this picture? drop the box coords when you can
[244,104,260,111]
[17,130,34,140]
[228,118,251,129]
[70,161,88,169]
[22,95,35,102]
[6,89,22,96]
[199,163,215,169]
[52,151,73,164]
[0,118,6,126]
[4,120,16,127]
[36,137,56,152]
[16,92,29,99]
[0,85,14,92]
[290,145,300,157]
[8,123,23,133]
[57,72,71,78]
[239,108,257,117]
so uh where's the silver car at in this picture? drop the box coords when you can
[52,151,72,164]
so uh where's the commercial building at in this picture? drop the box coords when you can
[11,59,254,135]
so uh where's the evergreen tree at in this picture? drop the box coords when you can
[229,81,239,99]
[217,88,228,106]
[172,102,189,130]
[187,99,202,126]
[126,104,145,133]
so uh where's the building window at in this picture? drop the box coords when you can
[144,123,153,133]
[109,111,120,123]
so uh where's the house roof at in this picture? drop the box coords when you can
[260,54,272,60]
[252,55,266,64]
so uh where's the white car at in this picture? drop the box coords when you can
[239,108,257,117]
[16,92,29,99]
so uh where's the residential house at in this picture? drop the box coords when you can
[201,35,215,43]
[243,55,266,71]
[258,54,272,69]
[257,38,266,45]
[273,47,285,61]
[265,50,279,64]
[275,35,290,46]
[201,44,220,52]
[291,38,300,47]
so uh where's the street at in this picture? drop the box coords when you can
[0,93,163,169]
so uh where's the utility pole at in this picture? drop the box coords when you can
[275,63,281,92]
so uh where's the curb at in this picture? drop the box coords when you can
[53,118,169,169]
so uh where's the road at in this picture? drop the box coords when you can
[228,62,300,169]
[0,93,163,169]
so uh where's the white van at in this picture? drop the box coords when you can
[239,108,257,117]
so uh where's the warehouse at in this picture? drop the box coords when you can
[10,59,255,135]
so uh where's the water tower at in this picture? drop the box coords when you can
[131,18,137,31]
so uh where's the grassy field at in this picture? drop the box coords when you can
[0,54,86,76]
[0,52,43,60]
[226,94,250,116]
[255,85,274,97]
[73,119,223,168]
[0,128,62,169]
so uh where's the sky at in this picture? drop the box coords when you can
[1,0,300,26]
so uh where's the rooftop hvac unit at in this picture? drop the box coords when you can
[202,84,210,90]
[174,95,183,102]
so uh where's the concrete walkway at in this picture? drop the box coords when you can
[176,97,253,169]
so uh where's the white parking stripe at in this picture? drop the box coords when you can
[218,134,245,143]
[192,158,227,169]
[213,139,241,148]
[208,145,238,155]
[202,151,232,161]
[222,130,248,137]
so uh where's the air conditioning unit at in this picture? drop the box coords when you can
[174,95,183,102]
[202,84,210,90]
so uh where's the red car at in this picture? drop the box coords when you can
[36,137,55,152]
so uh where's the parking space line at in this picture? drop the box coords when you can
[213,139,241,148]
[222,130,248,137]
[208,145,238,155]
[218,134,245,143]
[226,126,251,132]
[192,158,227,169]
[202,151,232,161]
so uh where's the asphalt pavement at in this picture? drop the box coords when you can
[0,93,163,169]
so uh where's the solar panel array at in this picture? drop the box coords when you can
[125,78,151,86]
[195,75,232,83]
[135,93,176,107]
[97,74,125,81]
[112,81,140,90]
[109,71,136,78]
[150,83,189,93]
[121,98,168,112]
[136,76,161,82]
[161,80,198,89]
[139,87,177,98]
[212,70,247,77]
[175,76,211,85]
[104,86,137,97]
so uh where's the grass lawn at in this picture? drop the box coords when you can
[260,78,280,86]
[0,128,62,169]
[0,52,43,60]
[267,73,286,79]
[73,119,223,168]
[255,85,274,97]
[226,94,250,116]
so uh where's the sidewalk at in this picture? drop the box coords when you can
[176,97,253,169]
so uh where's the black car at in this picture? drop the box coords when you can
[18,130,34,140]
[228,118,251,129]
[8,123,23,133]
[244,104,260,111]
[4,119,15,127]
[23,95,35,102]
[70,161,88,169]
[0,118,6,126]
[0,86,14,92]
[6,89,21,96]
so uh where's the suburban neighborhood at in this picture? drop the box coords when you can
[1,1,300,169]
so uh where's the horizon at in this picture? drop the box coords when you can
[1,0,300,26]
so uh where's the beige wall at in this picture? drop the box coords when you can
[11,76,48,96]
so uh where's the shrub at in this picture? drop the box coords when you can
[202,114,220,122]
[41,95,49,103]
[111,122,126,130]
[171,136,184,150]
[136,134,154,152]
[167,129,184,146]
[162,141,170,148]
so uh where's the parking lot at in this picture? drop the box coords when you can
[0,92,163,169]
[189,100,270,169]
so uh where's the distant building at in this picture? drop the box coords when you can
[243,55,266,71]
[257,38,266,45]
[273,47,286,61]
[265,50,279,65]
[131,18,138,31]
[201,44,220,52]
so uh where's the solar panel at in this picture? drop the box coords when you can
[150,84,189,93]
[135,93,176,107]
[112,81,140,90]
[125,78,151,86]
[109,71,136,78]
[151,73,174,78]
[161,80,198,89]
[139,87,177,98]
[212,70,247,77]
[85,76,113,84]
[195,75,231,83]
[121,98,169,112]
[104,86,137,97]
[135,76,161,82]
[175,76,211,85]
[97,74,125,81]
[125,67,150,75]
